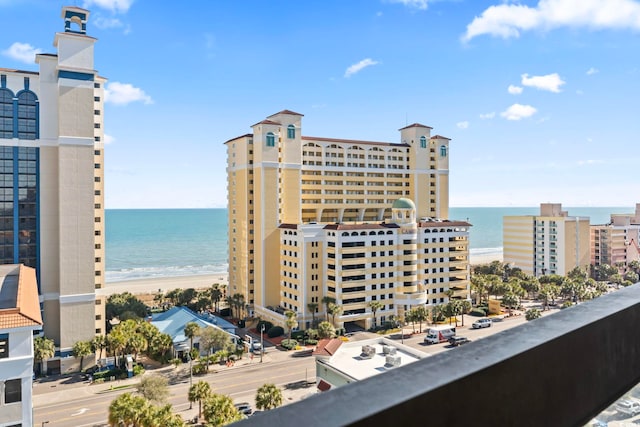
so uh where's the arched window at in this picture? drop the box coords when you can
[440,145,447,157]
[17,91,37,140]
[287,124,295,139]
[0,89,13,139]
[266,132,275,147]
[420,136,426,148]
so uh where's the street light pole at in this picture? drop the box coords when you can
[260,324,265,363]
[188,353,193,409]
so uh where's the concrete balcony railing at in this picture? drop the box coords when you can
[238,283,640,427]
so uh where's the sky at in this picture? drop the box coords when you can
[1,0,639,209]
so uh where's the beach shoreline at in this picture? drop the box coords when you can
[99,253,503,297]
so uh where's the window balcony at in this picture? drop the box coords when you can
[241,284,640,427]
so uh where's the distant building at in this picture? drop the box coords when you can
[503,203,590,277]
[591,204,640,270]
[151,307,239,358]
[313,337,427,391]
[0,6,105,372]
[226,111,470,330]
[0,264,42,427]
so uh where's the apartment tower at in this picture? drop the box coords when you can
[504,203,590,277]
[226,111,470,330]
[591,204,640,271]
[0,6,105,372]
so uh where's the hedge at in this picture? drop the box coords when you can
[280,339,298,350]
[470,308,487,317]
[267,326,284,338]
[256,320,274,334]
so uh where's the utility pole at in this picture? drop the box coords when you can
[260,324,265,363]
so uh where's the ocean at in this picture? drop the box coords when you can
[105,207,631,283]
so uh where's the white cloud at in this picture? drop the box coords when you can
[1,42,42,63]
[462,0,640,42]
[344,58,379,78]
[104,82,153,106]
[500,103,537,120]
[508,84,523,94]
[456,121,469,129]
[521,73,565,92]
[94,16,123,29]
[479,112,496,119]
[586,67,599,75]
[83,0,133,13]
[388,0,429,10]
[577,159,603,165]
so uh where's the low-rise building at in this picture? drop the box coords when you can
[0,264,43,427]
[313,336,427,391]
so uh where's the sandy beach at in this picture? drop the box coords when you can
[99,252,503,297]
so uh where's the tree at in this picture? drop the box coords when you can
[284,310,298,341]
[521,276,541,300]
[307,302,318,327]
[321,296,336,321]
[459,300,472,327]
[525,308,542,321]
[34,336,55,376]
[255,383,283,410]
[188,380,212,420]
[91,334,107,361]
[184,322,201,357]
[72,340,93,372]
[501,292,520,316]
[148,332,173,362]
[317,321,335,339]
[108,392,148,427]
[199,326,233,357]
[624,270,639,284]
[202,393,243,426]
[405,308,417,333]
[327,302,342,327]
[211,283,223,312]
[106,292,148,325]
[137,374,169,404]
[412,306,429,333]
[368,301,383,329]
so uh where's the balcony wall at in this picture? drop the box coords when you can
[238,283,640,427]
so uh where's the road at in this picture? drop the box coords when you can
[34,354,316,427]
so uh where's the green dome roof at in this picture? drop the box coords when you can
[392,198,415,210]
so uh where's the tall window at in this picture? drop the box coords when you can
[420,136,426,148]
[17,91,37,140]
[287,124,295,139]
[266,132,275,147]
[0,89,13,139]
[440,145,447,157]
[0,333,7,358]
[4,378,21,404]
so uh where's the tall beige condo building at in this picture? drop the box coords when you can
[504,203,590,277]
[226,111,470,330]
[591,204,640,270]
[0,6,104,372]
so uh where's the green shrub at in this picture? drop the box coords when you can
[132,364,145,376]
[525,308,542,321]
[306,339,318,345]
[257,320,274,334]
[291,330,306,340]
[280,339,298,350]
[192,363,207,375]
[267,326,284,338]
[93,377,104,384]
[93,368,126,381]
[335,328,346,336]
[470,308,487,317]
[561,301,574,309]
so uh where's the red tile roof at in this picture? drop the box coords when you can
[398,123,433,130]
[313,338,343,357]
[0,265,42,330]
[323,223,400,231]
[430,134,451,140]
[252,119,281,127]
[302,136,409,148]
[268,110,304,117]
[419,220,472,227]
[317,379,332,392]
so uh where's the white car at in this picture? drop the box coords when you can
[251,342,263,353]
[616,399,640,417]
[472,318,492,329]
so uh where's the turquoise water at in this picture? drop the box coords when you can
[105,207,631,283]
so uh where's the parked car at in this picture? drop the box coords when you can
[448,336,471,347]
[252,342,263,353]
[616,399,640,417]
[472,318,492,329]
[234,402,252,416]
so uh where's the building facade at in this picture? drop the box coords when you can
[226,111,470,330]
[591,204,640,271]
[504,203,590,277]
[0,265,43,427]
[0,6,104,369]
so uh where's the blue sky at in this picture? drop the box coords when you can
[1,0,639,209]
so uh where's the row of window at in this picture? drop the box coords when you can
[0,84,38,140]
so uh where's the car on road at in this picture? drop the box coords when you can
[252,342,263,353]
[616,399,640,417]
[448,336,471,347]
[472,318,492,329]
[234,402,252,416]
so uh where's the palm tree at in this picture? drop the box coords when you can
[107,330,126,368]
[34,336,55,376]
[327,302,342,327]
[285,310,298,341]
[460,300,472,327]
[226,294,237,318]
[184,322,201,357]
[188,380,212,420]
[211,283,223,312]
[307,302,318,327]
[255,383,283,410]
[317,321,336,339]
[91,334,107,361]
[202,393,243,426]
[321,296,336,322]
[501,292,520,316]
[405,309,417,332]
[368,301,383,329]
[108,392,148,427]
[413,306,429,333]
[72,340,93,372]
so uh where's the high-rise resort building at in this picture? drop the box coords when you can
[503,203,590,277]
[226,111,471,330]
[0,6,105,373]
[591,204,640,271]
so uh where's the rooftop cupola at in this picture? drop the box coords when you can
[62,6,90,34]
